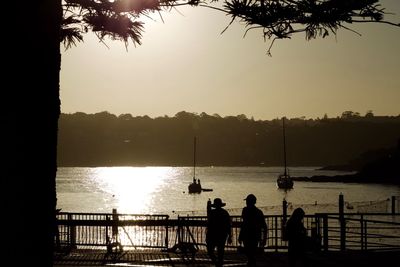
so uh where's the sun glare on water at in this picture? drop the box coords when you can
[92,167,172,214]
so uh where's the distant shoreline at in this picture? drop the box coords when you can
[57,164,325,168]
[292,174,400,185]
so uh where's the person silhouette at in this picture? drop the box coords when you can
[239,194,268,267]
[206,198,232,267]
[285,207,308,267]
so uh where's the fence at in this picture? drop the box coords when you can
[314,213,400,251]
[56,211,170,250]
[56,212,400,252]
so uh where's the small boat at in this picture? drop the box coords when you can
[277,173,293,189]
[188,137,212,193]
[188,178,202,194]
[277,117,294,190]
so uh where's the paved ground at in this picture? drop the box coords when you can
[53,249,400,267]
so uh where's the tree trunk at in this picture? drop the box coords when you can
[6,1,61,266]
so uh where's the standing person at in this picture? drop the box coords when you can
[285,207,308,267]
[206,198,232,267]
[239,194,268,267]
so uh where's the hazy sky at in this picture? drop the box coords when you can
[61,0,400,120]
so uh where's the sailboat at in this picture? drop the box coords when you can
[188,137,212,194]
[188,137,202,193]
[277,117,294,190]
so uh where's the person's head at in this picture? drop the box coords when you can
[212,198,226,209]
[244,194,257,207]
[290,207,305,222]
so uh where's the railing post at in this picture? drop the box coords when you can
[177,216,182,244]
[339,193,346,251]
[282,199,287,222]
[363,220,368,251]
[68,213,76,249]
[112,208,119,241]
[282,199,287,241]
[392,196,396,214]
[106,215,110,248]
[312,216,321,251]
[165,216,169,249]
[274,216,278,252]
[55,214,60,250]
[360,215,364,250]
[322,214,329,252]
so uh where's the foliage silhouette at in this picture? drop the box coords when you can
[61,0,400,54]
[57,111,400,167]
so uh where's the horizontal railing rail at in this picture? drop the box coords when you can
[314,213,400,251]
[55,212,400,252]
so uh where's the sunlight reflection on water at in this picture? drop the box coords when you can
[56,166,400,216]
[89,167,175,214]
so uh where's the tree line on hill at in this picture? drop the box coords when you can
[293,140,400,184]
[57,111,400,167]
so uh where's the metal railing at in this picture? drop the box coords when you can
[314,213,400,251]
[55,212,400,252]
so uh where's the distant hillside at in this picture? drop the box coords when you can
[57,111,400,167]
[293,140,400,185]
[318,147,396,171]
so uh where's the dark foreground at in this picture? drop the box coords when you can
[54,249,400,267]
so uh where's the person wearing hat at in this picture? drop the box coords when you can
[206,198,232,267]
[239,194,268,267]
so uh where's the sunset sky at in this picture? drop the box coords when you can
[60,0,400,120]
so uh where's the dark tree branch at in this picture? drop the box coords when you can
[61,0,400,54]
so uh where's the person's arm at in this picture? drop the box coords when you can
[227,212,233,244]
[261,212,268,247]
[207,199,212,218]
[238,208,245,244]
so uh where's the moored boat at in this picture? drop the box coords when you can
[188,137,213,193]
[277,117,294,190]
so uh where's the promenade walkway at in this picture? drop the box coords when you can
[54,249,400,267]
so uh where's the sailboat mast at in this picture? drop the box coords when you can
[283,118,287,176]
[193,136,196,179]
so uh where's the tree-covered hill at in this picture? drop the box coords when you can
[57,111,400,167]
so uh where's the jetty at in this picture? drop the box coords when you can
[54,195,400,266]
[54,249,400,266]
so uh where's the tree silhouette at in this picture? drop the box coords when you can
[7,1,399,266]
[61,0,399,54]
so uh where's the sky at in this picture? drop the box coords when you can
[60,0,400,120]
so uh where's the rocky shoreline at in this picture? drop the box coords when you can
[295,141,400,185]
[292,173,399,185]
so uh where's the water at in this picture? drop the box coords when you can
[56,166,400,216]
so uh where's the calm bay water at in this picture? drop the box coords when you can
[56,166,400,216]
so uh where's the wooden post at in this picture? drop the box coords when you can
[55,213,60,250]
[311,221,316,238]
[392,196,396,214]
[165,216,169,250]
[68,213,76,249]
[274,216,278,252]
[106,215,110,249]
[177,216,182,244]
[364,220,368,250]
[322,214,329,251]
[339,193,346,251]
[282,199,287,241]
[282,199,287,221]
[112,208,119,246]
[360,214,364,250]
